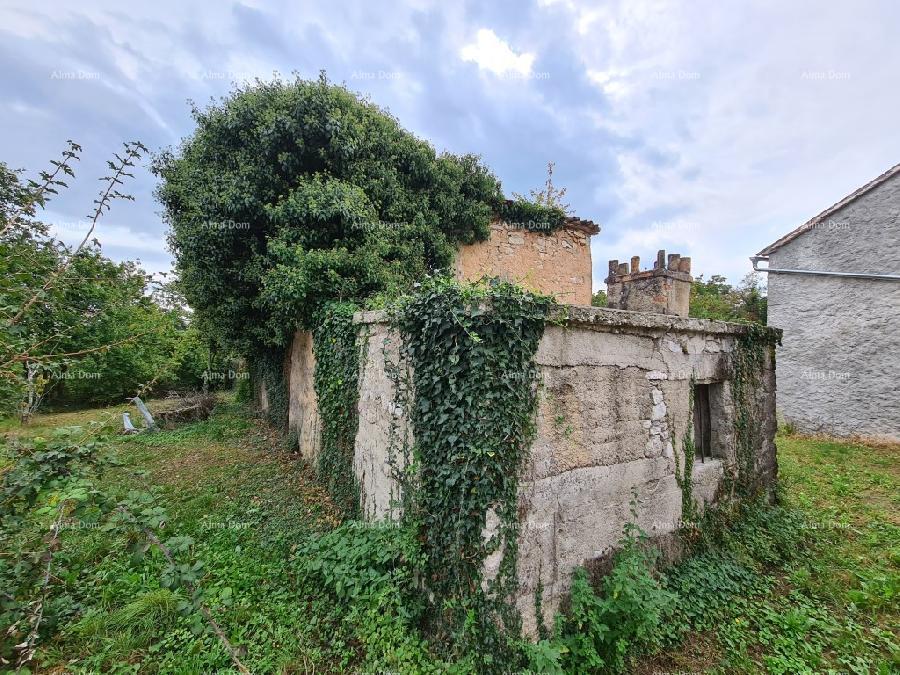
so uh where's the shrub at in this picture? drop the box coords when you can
[554,524,674,673]
[295,521,441,670]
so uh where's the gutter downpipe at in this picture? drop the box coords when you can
[750,256,900,281]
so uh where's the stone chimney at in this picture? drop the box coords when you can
[605,249,693,317]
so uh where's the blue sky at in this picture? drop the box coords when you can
[2,0,899,289]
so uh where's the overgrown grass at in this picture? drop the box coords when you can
[5,400,355,672]
[3,401,897,673]
[633,432,899,674]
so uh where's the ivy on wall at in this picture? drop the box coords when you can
[496,198,566,232]
[248,349,289,431]
[731,324,779,496]
[389,277,553,662]
[312,302,364,518]
[672,379,698,527]
[671,324,778,539]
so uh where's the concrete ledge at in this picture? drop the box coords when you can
[353,304,783,341]
[554,305,782,339]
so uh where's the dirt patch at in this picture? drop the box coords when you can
[631,630,722,674]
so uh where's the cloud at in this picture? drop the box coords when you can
[2,0,900,297]
[549,0,900,287]
[460,28,535,77]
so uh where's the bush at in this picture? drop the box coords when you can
[554,524,674,673]
[295,522,440,670]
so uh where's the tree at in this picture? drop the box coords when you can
[0,145,221,418]
[154,73,563,356]
[689,272,767,324]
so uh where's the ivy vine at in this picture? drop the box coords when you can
[672,378,699,527]
[730,324,779,496]
[495,198,566,232]
[389,277,552,663]
[312,302,364,519]
[248,350,289,431]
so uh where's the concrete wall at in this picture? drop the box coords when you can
[287,330,321,462]
[350,306,778,636]
[353,320,410,520]
[455,220,593,305]
[768,173,900,441]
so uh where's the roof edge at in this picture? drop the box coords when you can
[498,198,600,235]
[757,161,900,256]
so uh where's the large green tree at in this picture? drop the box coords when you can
[154,74,561,354]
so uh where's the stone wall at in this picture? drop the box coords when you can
[606,250,693,317]
[350,306,779,635]
[455,220,594,305]
[352,319,409,519]
[767,173,900,441]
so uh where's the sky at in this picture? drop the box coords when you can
[2,0,899,291]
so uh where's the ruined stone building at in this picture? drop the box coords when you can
[755,162,900,442]
[260,216,780,635]
[454,210,600,305]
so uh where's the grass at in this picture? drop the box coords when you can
[2,400,898,673]
[635,431,899,674]
[5,398,353,672]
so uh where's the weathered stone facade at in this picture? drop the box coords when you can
[349,306,778,635]
[267,237,780,639]
[606,250,693,317]
[455,219,598,305]
[759,166,900,441]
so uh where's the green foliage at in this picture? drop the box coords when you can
[312,302,363,517]
[0,159,223,417]
[511,161,572,215]
[9,398,896,672]
[690,272,768,324]
[297,521,420,606]
[591,289,607,307]
[248,349,289,429]
[66,589,181,659]
[554,523,674,674]
[641,497,868,672]
[389,277,552,664]
[0,428,175,665]
[497,197,566,231]
[672,379,698,525]
[296,521,448,672]
[155,73,562,355]
[661,550,764,636]
[731,324,779,494]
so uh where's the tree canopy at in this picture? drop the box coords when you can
[0,158,224,417]
[154,73,563,354]
[690,273,767,324]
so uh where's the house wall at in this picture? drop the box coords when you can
[767,174,900,441]
[351,306,778,636]
[455,220,593,305]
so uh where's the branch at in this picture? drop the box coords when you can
[0,142,82,238]
[139,523,250,674]
[14,501,67,667]
[7,141,147,327]
[1,330,151,370]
